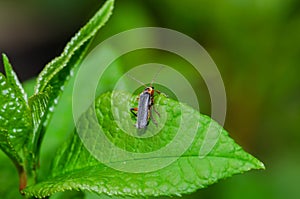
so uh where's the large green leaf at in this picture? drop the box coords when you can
[28,0,114,154]
[23,91,264,198]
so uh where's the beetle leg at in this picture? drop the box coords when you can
[130,107,138,117]
[150,112,158,127]
[149,106,158,127]
[153,105,160,117]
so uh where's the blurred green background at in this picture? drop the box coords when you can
[1,0,300,198]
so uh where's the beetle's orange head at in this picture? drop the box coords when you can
[145,86,154,95]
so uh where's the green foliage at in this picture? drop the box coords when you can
[0,0,114,195]
[0,0,265,198]
[29,0,114,160]
[23,91,264,198]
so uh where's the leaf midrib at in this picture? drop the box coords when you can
[49,153,260,179]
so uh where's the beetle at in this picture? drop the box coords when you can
[128,67,163,130]
[130,86,161,129]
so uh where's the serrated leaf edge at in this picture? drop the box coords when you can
[34,0,114,94]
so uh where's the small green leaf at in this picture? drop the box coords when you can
[0,55,32,162]
[23,91,264,198]
[28,87,52,152]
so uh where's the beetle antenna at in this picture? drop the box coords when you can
[126,73,147,88]
[151,66,164,86]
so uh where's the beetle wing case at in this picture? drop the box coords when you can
[136,92,151,129]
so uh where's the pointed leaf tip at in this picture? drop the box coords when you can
[2,53,8,61]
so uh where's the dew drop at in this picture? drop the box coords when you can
[70,70,74,77]
[123,187,131,193]
[10,93,15,99]
[16,129,23,133]
[2,89,9,95]
[49,106,54,112]
[54,99,58,105]
[2,103,7,110]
